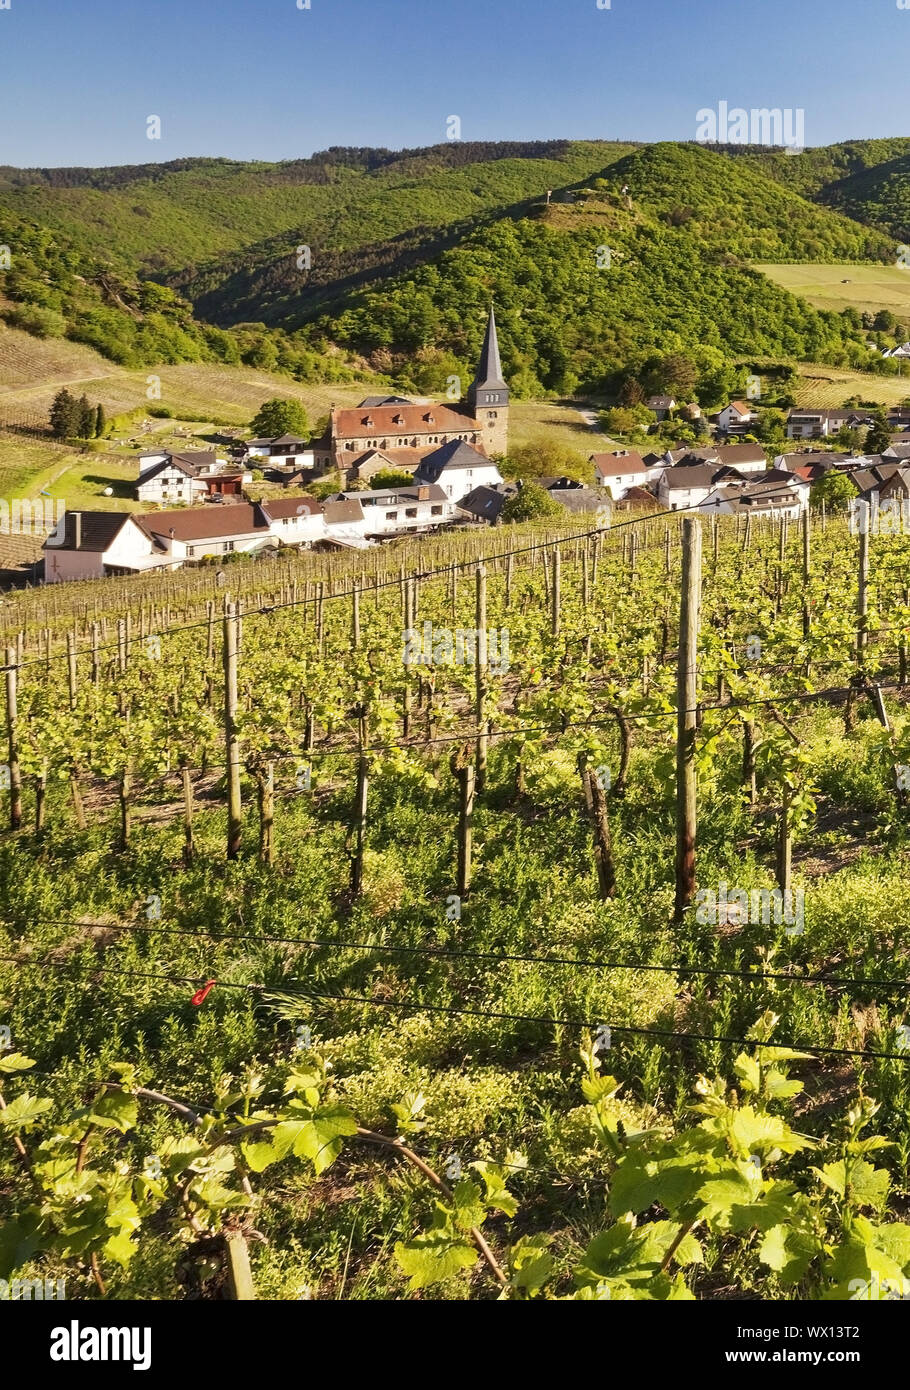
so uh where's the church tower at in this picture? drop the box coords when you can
[466,306,510,457]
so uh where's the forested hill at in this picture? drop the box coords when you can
[172,142,895,333]
[0,142,632,278]
[0,137,908,385]
[294,143,895,396]
[724,139,910,243]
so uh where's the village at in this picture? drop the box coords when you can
[38,309,910,582]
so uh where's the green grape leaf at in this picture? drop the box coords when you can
[394,1232,478,1289]
[0,1092,52,1130]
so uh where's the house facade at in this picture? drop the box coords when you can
[245,433,334,475]
[591,449,661,499]
[43,513,165,582]
[331,484,454,538]
[717,401,757,435]
[658,463,746,510]
[414,440,503,504]
[136,450,249,505]
[786,409,872,440]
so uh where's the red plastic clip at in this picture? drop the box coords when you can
[191,979,217,1006]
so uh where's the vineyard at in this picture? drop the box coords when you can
[4,507,910,1303]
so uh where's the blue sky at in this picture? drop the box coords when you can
[1,0,908,167]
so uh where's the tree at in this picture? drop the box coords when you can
[601,405,655,438]
[619,376,645,407]
[504,438,590,483]
[833,424,863,453]
[76,395,95,438]
[49,389,79,439]
[249,398,310,439]
[810,470,855,512]
[94,403,106,439]
[865,407,892,455]
[371,468,415,489]
[874,310,897,335]
[647,353,697,400]
[755,410,787,443]
[501,483,562,523]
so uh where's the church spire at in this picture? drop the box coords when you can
[466,305,509,456]
[472,305,508,391]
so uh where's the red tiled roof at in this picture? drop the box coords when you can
[140,503,268,541]
[332,403,481,438]
[260,496,323,520]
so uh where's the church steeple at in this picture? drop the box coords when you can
[467,306,509,456]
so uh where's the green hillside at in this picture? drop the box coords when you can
[0,143,633,280]
[3,137,910,406]
[0,206,238,367]
[727,140,910,243]
[307,144,893,396]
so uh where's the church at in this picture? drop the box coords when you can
[329,307,510,484]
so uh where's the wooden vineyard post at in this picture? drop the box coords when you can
[35,758,47,838]
[223,602,243,860]
[225,1232,255,1301]
[5,646,21,831]
[182,765,194,867]
[91,623,100,685]
[117,619,127,675]
[857,505,870,675]
[846,501,870,733]
[257,761,275,865]
[350,705,369,898]
[206,600,216,663]
[674,517,702,922]
[802,506,811,639]
[742,720,757,808]
[579,759,616,900]
[66,631,78,711]
[118,763,132,853]
[551,545,561,638]
[351,579,361,651]
[505,552,513,608]
[402,577,414,738]
[475,564,488,793]
[452,745,475,896]
[776,784,792,896]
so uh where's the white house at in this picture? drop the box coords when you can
[136,450,249,505]
[244,434,333,472]
[414,440,503,504]
[321,498,371,548]
[259,496,326,547]
[659,463,747,510]
[700,478,804,519]
[717,401,757,435]
[786,409,872,440]
[141,502,274,562]
[665,444,767,477]
[330,484,454,538]
[43,512,168,582]
[591,450,661,499]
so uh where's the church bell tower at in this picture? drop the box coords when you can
[466,306,509,457]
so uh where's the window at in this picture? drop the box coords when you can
[187,546,195,557]
[405,508,417,518]
[385,511,398,521]
[431,505,442,516]
[224,541,235,552]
